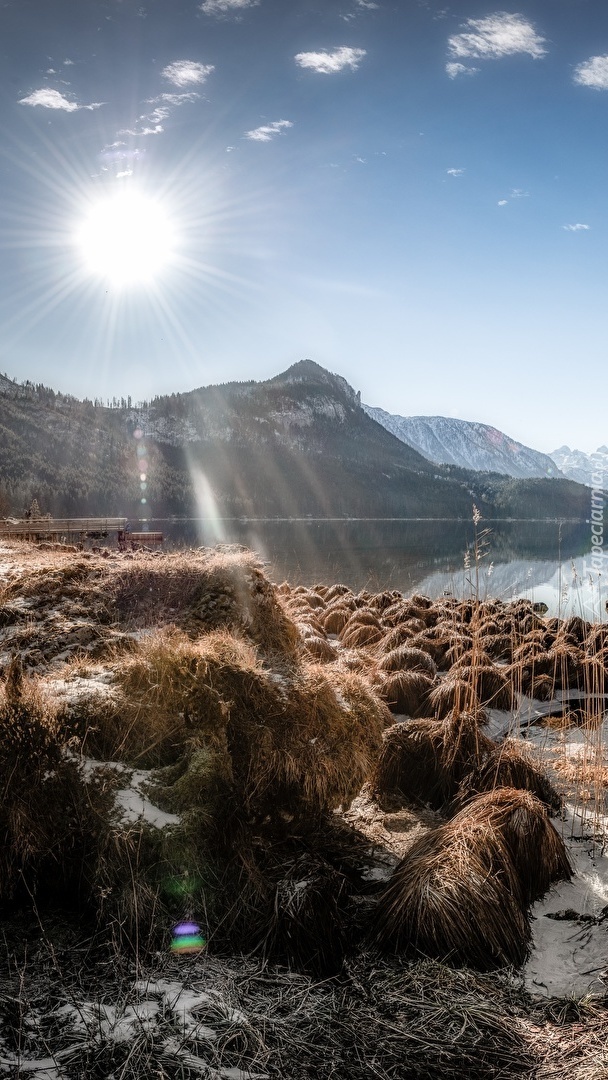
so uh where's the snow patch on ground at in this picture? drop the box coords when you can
[525,804,608,998]
[79,758,181,829]
[114,770,181,829]
[0,977,270,1079]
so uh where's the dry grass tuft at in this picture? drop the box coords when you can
[562,615,591,644]
[372,812,531,969]
[340,622,384,649]
[427,676,482,719]
[373,785,570,969]
[322,606,352,634]
[547,644,584,689]
[444,636,474,667]
[378,645,437,677]
[454,738,562,814]
[453,663,515,710]
[369,590,402,612]
[303,635,336,662]
[340,609,381,634]
[0,659,113,903]
[111,548,302,661]
[323,583,352,602]
[480,633,514,661]
[379,624,418,650]
[380,601,411,626]
[375,670,436,717]
[372,711,493,809]
[450,788,572,905]
[255,854,349,975]
[113,627,389,826]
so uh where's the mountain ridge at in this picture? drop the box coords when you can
[363,406,564,481]
[0,361,590,521]
[550,446,608,488]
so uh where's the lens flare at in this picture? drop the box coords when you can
[170,921,206,955]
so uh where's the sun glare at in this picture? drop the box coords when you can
[77,190,175,286]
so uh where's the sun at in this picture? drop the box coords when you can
[77,190,175,286]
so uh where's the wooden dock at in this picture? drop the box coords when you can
[0,516,126,539]
[0,517,164,549]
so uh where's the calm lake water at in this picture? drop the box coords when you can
[134,518,606,621]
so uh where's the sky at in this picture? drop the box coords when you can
[0,0,607,453]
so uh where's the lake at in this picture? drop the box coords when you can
[131,517,606,621]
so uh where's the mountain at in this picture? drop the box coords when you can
[362,406,563,480]
[0,360,590,521]
[549,446,608,488]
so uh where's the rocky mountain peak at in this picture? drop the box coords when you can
[269,360,360,405]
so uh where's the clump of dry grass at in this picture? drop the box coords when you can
[333,648,379,676]
[562,615,591,644]
[451,788,572,905]
[322,606,352,634]
[340,622,384,649]
[547,644,584,690]
[480,633,514,661]
[379,624,417,650]
[340,609,381,634]
[443,636,474,668]
[111,549,302,661]
[303,635,336,662]
[408,630,454,666]
[373,786,570,968]
[375,670,436,717]
[528,673,557,701]
[378,645,437,677]
[369,589,402,612]
[512,640,553,670]
[0,658,114,904]
[454,738,562,814]
[380,601,411,626]
[372,811,531,969]
[255,854,349,975]
[372,711,493,810]
[113,627,390,827]
[323,583,352,602]
[427,677,482,719]
[452,662,515,710]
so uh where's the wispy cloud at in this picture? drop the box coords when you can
[118,122,163,137]
[563,223,590,231]
[295,46,366,74]
[496,189,529,205]
[446,61,479,78]
[355,0,379,8]
[448,13,547,62]
[573,55,608,90]
[146,91,200,106]
[162,60,215,87]
[244,119,293,142]
[18,88,103,111]
[200,0,259,15]
[116,88,200,143]
[447,167,465,176]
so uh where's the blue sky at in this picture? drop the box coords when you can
[0,0,607,452]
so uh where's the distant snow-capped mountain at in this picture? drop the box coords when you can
[549,446,608,487]
[362,407,563,480]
